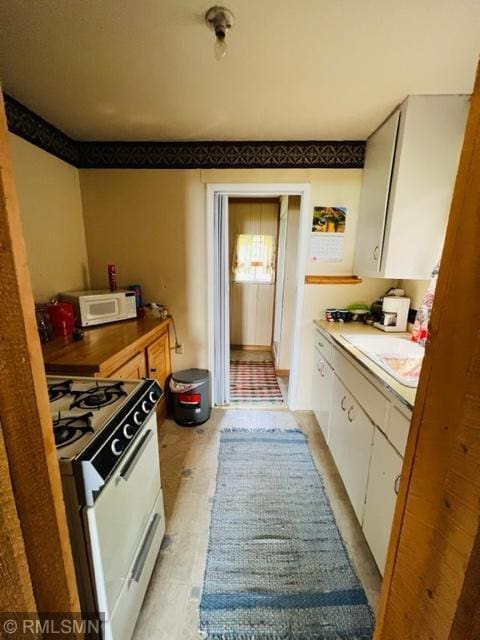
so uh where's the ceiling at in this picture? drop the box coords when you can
[1,0,479,141]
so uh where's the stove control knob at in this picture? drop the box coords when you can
[111,438,123,456]
[133,411,142,426]
[148,391,158,404]
[141,400,151,414]
[123,424,134,439]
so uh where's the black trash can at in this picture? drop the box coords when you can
[169,368,211,426]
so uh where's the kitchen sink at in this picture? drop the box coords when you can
[342,334,425,388]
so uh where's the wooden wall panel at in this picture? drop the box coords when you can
[0,92,80,617]
[374,66,480,640]
[0,421,37,616]
[229,199,278,347]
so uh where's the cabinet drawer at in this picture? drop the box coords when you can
[387,404,411,456]
[110,352,147,381]
[331,347,389,429]
[362,428,403,574]
[314,328,332,364]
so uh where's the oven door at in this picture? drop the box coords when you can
[84,414,162,620]
[81,294,126,326]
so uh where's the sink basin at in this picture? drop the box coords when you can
[342,334,424,387]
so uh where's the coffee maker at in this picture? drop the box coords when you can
[373,296,410,332]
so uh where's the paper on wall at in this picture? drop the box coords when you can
[310,233,344,262]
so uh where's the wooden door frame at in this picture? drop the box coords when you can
[0,91,80,619]
[374,65,480,638]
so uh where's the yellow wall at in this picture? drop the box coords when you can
[80,169,207,369]
[80,167,395,407]
[399,279,430,309]
[9,133,89,301]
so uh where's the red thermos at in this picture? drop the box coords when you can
[108,264,117,292]
[47,302,74,337]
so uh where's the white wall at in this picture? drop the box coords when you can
[229,198,279,347]
[9,133,89,301]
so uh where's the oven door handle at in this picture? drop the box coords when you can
[130,513,161,584]
[119,429,153,482]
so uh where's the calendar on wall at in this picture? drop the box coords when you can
[309,206,347,263]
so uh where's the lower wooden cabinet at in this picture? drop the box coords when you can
[105,328,171,425]
[362,428,403,573]
[146,332,171,390]
[146,332,171,422]
[110,351,147,380]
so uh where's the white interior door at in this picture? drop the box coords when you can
[213,194,230,405]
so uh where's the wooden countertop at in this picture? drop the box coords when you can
[42,317,171,376]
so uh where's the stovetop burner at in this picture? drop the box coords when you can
[48,379,73,403]
[53,412,94,447]
[70,381,127,411]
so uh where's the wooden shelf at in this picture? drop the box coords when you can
[304,275,363,285]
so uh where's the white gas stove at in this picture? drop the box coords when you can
[48,375,165,640]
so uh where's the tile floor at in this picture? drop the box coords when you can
[132,409,382,640]
[230,348,289,405]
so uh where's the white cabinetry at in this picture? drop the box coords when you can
[329,376,374,523]
[312,348,333,442]
[363,429,403,573]
[354,110,400,275]
[312,325,412,574]
[354,95,468,279]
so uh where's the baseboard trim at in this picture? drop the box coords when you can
[230,345,273,352]
[275,369,290,377]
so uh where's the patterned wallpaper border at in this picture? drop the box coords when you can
[4,93,79,166]
[4,93,365,169]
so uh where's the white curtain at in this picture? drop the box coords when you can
[232,234,275,283]
[213,194,230,405]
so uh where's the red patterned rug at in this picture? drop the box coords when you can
[230,360,284,404]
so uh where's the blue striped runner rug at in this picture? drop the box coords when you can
[200,428,374,640]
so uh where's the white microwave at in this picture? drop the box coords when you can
[59,290,137,327]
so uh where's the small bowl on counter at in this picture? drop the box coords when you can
[325,308,353,323]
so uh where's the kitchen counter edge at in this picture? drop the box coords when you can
[314,319,416,411]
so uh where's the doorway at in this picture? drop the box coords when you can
[206,183,311,409]
[229,197,284,406]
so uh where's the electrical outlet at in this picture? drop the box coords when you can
[175,344,184,355]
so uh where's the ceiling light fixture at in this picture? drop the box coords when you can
[205,6,234,61]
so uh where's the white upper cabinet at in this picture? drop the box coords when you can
[354,110,400,275]
[354,95,469,279]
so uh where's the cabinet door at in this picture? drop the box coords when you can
[313,350,333,442]
[328,376,349,473]
[329,376,374,523]
[341,396,375,523]
[354,110,400,276]
[146,332,171,391]
[363,428,403,574]
[110,352,147,381]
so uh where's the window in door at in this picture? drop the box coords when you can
[232,234,275,283]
